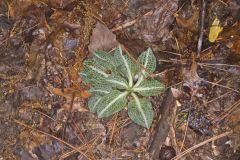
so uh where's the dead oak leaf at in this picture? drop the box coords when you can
[88,22,119,53]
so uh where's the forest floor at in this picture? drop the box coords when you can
[0,0,240,159]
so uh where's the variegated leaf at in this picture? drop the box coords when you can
[133,80,165,96]
[79,67,106,86]
[93,51,116,69]
[106,75,129,89]
[97,90,128,118]
[114,46,137,87]
[82,59,108,79]
[88,96,102,113]
[137,48,156,77]
[89,85,112,95]
[128,93,154,128]
[79,70,92,84]
[134,48,156,87]
[81,58,114,86]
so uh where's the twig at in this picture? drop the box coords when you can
[172,130,233,160]
[217,0,228,6]
[33,109,56,122]
[197,0,206,57]
[149,89,176,159]
[151,68,175,78]
[109,113,118,147]
[159,50,182,57]
[169,100,179,153]
[198,62,240,68]
[14,119,90,160]
[213,100,240,124]
[71,118,88,144]
[90,13,106,25]
[60,133,102,160]
[199,63,233,73]
[206,91,232,104]
[180,121,189,152]
[111,9,154,32]
[112,19,137,31]
[204,80,240,93]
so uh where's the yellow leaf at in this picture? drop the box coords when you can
[208,17,223,43]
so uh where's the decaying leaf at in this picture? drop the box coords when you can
[231,40,240,53]
[47,84,90,100]
[19,129,49,151]
[88,22,119,53]
[176,10,199,32]
[208,17,223,43]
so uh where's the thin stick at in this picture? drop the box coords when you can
[213,100,240,124]
[112,9,154,32]
[109,113,118,147]
[159,50,182,57]
[206,91,232,104]
[198,63,240,68]
[199,63,232,73]
[180,121,189,152]
[172,130,233,160]
[204,80,240,93]
[33,109,56,122]
[60,133,102,160]
[112,19,137,31]
[151,68,175,78]
[71,118,88,144]
[14,119,90,160]
[197,0,206,57]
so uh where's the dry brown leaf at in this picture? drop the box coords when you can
[231,39,240,54]
[63,103,88,112]
[47,84,90,100]
[176,10,199,32]
[199,49,214,61]
[9,0,34,20]
[19,129,49,151]
[220,22,240,40]
[88,22,119,53]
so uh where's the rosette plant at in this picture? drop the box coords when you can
[79,46,165,128]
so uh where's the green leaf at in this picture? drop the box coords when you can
[84,62,109,78]
[114,46,137,87]
[97,90,128,118]
[79,70,92,84]
[133,80,165,96]
[93,51,116,69]
[137,48,156,77]
[79,67,106,86]
[88,96,102,113]
[89,85,112,95]
[81,58,114,86]
[106,75,129,89]
[128,93,154,128]
[134,48,156,87]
